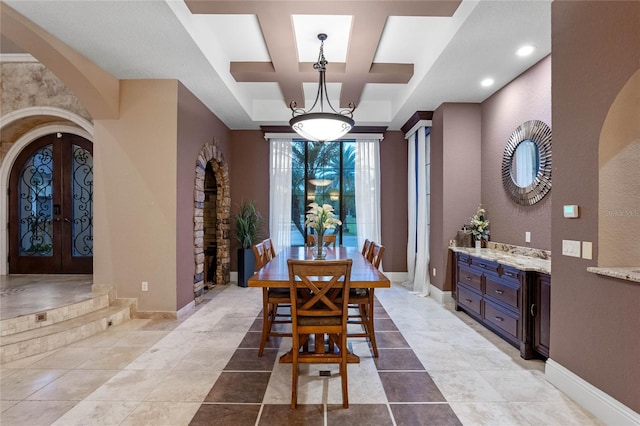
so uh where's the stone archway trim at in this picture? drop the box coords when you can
[193,140,231,303]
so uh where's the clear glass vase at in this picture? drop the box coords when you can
[313,234,326,260]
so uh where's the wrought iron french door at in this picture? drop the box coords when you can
[8,133,93,274]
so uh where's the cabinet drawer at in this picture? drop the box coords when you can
[457,265,482,292]
[484,302,519,340]
[470,258,499,274]
[500,265,521,285]
[457,285,482,316]
[485,276,520,309]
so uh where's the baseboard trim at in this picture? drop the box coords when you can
[428,285,454,305]
[176,300,196,320]
[546,358,640,425]
[133,311,178,320]
[383,272,408,283]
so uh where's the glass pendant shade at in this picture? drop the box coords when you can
[289,33,356,142]
[290,112,354,142]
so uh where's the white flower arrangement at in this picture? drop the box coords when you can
[469,206,490,241]
[305,202,342,239]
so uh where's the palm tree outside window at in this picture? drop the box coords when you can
[291,140,356,247]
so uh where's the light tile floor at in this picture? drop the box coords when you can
[0,281,603,425]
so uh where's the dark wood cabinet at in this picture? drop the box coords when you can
[532,273,551,358]
[454,252,550,360]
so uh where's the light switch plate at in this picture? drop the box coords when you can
[562,240,581,257]
[525,231,531,243]
[582,241,593,260]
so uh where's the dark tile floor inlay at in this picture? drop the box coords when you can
[378,371,446,403]
[390,403,463,426]
[224,347,278,371]
[204,371,271,403]
[374,348,425,371]
[191,296,460,425]
[189,403,261,426]
[259,404,324,426]
[326,404,394,426]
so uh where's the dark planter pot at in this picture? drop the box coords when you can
[237,248,255,288]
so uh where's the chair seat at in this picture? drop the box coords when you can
[298,315,342,326]
[348,288,369,303]
[267,288,291,301]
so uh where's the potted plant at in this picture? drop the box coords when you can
[234,200,261,287]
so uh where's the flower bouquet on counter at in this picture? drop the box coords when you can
[469,205,490,244]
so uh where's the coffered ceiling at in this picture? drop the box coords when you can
[2,0,551,131]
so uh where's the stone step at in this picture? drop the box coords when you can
[0,298,136,363]
[1,293,110,337]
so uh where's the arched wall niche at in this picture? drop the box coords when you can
[598,69,640,267]
[193,140,231,304]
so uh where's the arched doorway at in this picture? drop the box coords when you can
[8,132,93,274]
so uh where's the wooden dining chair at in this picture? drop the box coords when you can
[287,259,353,409]
[306,233,336,248]
[252,242,266,269]
[254,241,291,357]
[368,243,385,269]
[349,242,385,357]
[361,239,372,257]
[306,233,317,248]
[323,234,337,248]
[262,238,276,261]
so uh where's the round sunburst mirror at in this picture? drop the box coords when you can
[502,120,552,206]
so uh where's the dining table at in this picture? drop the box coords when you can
[248,246,390,363]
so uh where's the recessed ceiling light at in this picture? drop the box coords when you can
[481,78,494,87]
[516,45,535,57]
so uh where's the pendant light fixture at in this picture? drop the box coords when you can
[289,33,356,142]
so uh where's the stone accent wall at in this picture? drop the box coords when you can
[1,62,90,119]
[0,62,91,163]
[194,140,231,303]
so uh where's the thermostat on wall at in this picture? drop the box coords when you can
[563,205,579,218]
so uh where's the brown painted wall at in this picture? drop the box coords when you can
[551,0,640,411]
[228,131,408,273]
[481,56,552,250]
[176,82,231,310]
[380,131,408,273]
[430,103,482,291]
[229,130,270,272]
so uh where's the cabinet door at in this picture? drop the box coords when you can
[533,274,551,358]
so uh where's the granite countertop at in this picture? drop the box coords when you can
[450,244,551,274]
[587,267,640,283]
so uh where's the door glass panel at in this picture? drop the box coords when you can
[71,144,93,257]
[18,144,54,256]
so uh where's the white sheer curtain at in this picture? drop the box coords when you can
[355,139,382,267]
[269,138,292,254]
[403,128,430,295]
[404,133,417,287]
